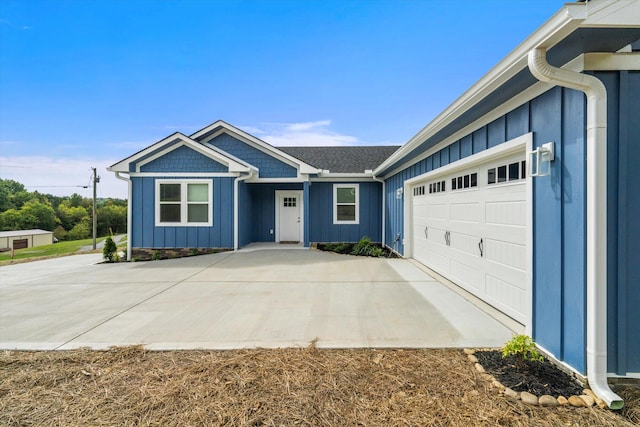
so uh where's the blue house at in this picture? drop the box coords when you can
[108,120,397,258]
[110,0,639,409]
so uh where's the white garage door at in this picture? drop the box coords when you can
[410,150,529,324]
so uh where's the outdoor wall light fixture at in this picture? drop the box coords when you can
[396,187,404,199]
[528,141,555,177]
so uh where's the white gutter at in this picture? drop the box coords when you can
[373,3,585,177]
[113,172,132,261]
[371,173,386,247]
[528,47,623,410]
[233,170,255,250]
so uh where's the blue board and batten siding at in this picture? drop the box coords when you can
[208,133,297,178]
[598,70,640,376]
[244,183,303,244]
[384,76,640,376]
[384,87,588,374]
[308,182,382,243]
[131,176,235,249]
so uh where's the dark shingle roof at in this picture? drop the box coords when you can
[279,146,400,173]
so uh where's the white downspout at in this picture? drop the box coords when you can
[372,174,386,247]
[233,171,254,250]
[114,172,132,261]
[528,47,623,409]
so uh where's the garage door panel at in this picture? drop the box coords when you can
[450,202,481,223]
[426,202,449,220]
[485,274,527,324]
[410,150,529,325]
[485,238,526,270]
[449,231,482,258]
[485,200,526,227]
[450,259,482,292]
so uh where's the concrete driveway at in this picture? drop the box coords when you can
[0,248,514,350]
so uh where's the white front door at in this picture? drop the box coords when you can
[276,191,303,243]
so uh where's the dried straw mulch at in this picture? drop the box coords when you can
[0,345,636,426]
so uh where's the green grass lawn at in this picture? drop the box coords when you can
[0,237,108,265]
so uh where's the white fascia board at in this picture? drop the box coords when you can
[373,3,586,176]
[310,176,377,183]
[107,132,250,174]
[192,121,319,175]
[403,133,531,186]
[201,141,260,174]
[379,80,554,179]
[129,172,241,178]
[246,177,306,183]
[581,0,640,27]
[108,132,185,172]
[134,135,250,173]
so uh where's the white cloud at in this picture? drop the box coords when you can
[244,120,364,147]
[0,156,128,199]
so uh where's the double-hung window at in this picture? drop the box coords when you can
[333,184,359,224]
[156,180,212,226]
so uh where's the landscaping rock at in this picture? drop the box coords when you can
[474,363,485,373]
[492,380,504,391]
[594,397,606,409]
[557,396,569,405]
[521,391,539,405]
[579,395,595,407]
[504,388,520,400]
[583,389,596,399]
[463,348,475,355]
[569,395,587,407]
[539,395,559,407]
[467,354,478,363]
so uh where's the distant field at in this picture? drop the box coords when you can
[0,237,115,265]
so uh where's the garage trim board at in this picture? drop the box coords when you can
[403,133,533,331]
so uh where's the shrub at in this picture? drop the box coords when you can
[103,236,118,262]
[502,334,543,369]
[334,243,352,254]
[152,251,161,261]
[351,236,383,257]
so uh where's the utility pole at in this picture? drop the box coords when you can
[92,167,100,250]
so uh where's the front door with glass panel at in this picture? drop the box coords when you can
[276,191,302,243]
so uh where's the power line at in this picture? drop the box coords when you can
[25,185,89,188]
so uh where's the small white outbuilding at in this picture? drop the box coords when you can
[0,229,55,251]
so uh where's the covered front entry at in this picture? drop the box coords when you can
[406,136,531,325]
[275,190,303,243]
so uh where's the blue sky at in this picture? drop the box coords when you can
[1,0,564,198]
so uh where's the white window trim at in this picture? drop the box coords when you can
[333,183,359,225]
[155,179,213,227]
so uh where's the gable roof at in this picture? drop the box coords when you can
[107,132,252,173]
[279,146,400,174]
[191,120,319,175]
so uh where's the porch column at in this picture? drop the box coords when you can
[303,180,310,247]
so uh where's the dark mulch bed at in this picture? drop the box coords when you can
[475,350,583,397]
[316,242,398,258]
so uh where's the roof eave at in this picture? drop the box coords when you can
[191,120,319,175]
[374,2,587,176]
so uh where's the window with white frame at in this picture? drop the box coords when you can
[333,184,359,224]
[156,180,212,226]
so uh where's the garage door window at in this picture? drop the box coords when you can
[488,161,526,185]
[334,184,359,224]
[451,173,477,191]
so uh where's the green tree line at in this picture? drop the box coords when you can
[0,179,127,241]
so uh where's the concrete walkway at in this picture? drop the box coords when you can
[0,249,514,351]
[77,234,126,252]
